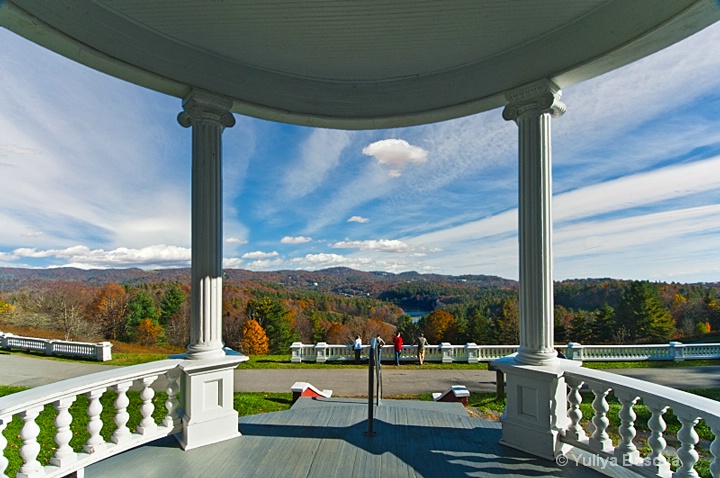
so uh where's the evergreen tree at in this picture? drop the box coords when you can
[246,296,297,353]
[160,283,187,326]
[495,297,519,345]
[125,290,159,342]
[590,304,616,343]
[397,315,420,344]
[615,281,675,342]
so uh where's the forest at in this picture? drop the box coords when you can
[0,267,718,355]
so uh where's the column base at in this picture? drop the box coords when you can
[492,355,576,460]
[175,351,247,450]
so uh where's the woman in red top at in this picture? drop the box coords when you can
[392,332,403,365]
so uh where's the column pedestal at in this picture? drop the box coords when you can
[177,354,245,450]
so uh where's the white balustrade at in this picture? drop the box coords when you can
[0,332,112,361]
[0,360,185,478]
[560,366,720,478]
[289,341,720,363]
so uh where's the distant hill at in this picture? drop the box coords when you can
[0,266,517,293]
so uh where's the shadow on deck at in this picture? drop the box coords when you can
[86,398,615,477]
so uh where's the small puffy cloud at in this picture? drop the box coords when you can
[241,250,279,260]
[225,237,248,245]
[20,231,43,238]
[362,139,428,177]
[223,257,244,268]
[281,235,312,244]
[347,216,369,223]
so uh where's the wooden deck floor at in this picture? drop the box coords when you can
[86,398,619,478]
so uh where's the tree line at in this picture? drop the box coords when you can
[0,276,718,355]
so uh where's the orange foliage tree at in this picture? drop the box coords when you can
[136,318,164,347]
[241,319,269,355]
[91,282,129,340]
[423,309,458,343]
[326,322,352,344]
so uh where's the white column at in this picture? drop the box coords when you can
[176,91,247,450]
[502,80,565,366]
[178,90,236,360]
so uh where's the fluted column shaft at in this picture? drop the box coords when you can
[503,80,565,366]
[178,91,235,360]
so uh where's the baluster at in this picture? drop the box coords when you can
[614,391,640,465]
[707,418,720,478]
[51,396,77,467]
[111,381,132,444]
[0,414,9,478]
[163,368,182,429]
[18,405,44,478]
[565,377,586,441]
[645,401,670,478]
[588,385,613,453]
[137,376,158,434]
[84,388,107,453]
[675,412,701,478]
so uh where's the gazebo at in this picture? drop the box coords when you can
[1,1,720,477]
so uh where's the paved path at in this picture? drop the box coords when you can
[2,352,720,396]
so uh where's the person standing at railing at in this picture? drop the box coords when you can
[392,332,403,365]
[417,333,429,365]
[354,335,362,364]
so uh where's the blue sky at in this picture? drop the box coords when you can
[1,23,719,283]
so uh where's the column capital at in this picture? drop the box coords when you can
[502,80,566,122]
[178,90,236,129]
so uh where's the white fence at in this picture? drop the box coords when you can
[290,341,720,364]
[0,360,182,478]
[0,332,112,362]
[560,366,720,478]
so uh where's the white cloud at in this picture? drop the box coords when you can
[9,244,191,269]
[241,250,279,260]
[245,258,285,269]
[20,231,43,238]
[223,257,244,268]
[225,237,248,245]
[281,236,312,244]
[362,139,428,177]
[347,216,369,223]
[330,239,441,254]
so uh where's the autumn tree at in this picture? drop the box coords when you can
[326,322,352,344]
[0,295,12,315]
[38,282,96,340]
[136,318,165,347]
[241,319,269,355]
[91,282,129,340]
[423,309,457,343]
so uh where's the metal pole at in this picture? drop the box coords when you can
[365,337,376,436]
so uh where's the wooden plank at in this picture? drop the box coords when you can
[86,398,622,478]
